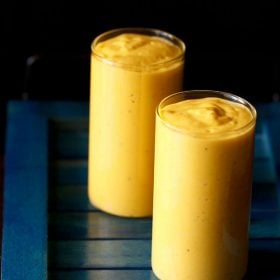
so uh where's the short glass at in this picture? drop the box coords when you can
[88,28,185,217]
[152,90,257,279]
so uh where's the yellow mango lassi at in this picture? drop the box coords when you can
[88,28,185,217]
[152,90,256,280]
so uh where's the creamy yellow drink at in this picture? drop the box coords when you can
[88,28,185,217]
[152,90,256,280]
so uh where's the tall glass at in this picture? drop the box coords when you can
[88,28,185,217]
[152,90,257,279]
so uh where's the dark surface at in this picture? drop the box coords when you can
[2,101,280,279]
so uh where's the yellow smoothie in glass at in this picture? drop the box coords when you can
[88,28,185,217]
[152,90,256,280]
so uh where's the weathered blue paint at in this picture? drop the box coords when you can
[2,101,280,280]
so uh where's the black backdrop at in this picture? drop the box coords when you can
[0,0,279,141]
[1,1,279,152]
[1,1,279,102]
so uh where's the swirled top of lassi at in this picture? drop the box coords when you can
[159,97,254,135]
[93,33,183,66]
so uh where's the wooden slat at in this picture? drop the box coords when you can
[2,101,89,280]
[48,240,280,276]
[250,210,280,238]
[49,212,152,239]
[49,270,157,280]
[48,240,151,269]
[47,239,280,280]
[2,111,48,280]
[2,167,48,280]
[256,103,280,162]
[253,120,277,185]
[48,210,280,240]
[5,117,48,168]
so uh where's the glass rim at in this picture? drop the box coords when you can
[156,89,257,138]
[91,27,186,71]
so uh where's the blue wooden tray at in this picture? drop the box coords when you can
[2,101,280,279]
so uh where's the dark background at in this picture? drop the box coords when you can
[0,1,280,151]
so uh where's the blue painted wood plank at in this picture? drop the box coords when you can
[250,210,280,238]
[48,212,152,239]
[2,167,48,280]
[48,210,280,240]
[48,240,280,278]
[48,240,151,269]
[48,270,157,280]
[2,105,48,280]
[253,120,277,185]
[5,116,48,168]
[252,118,279,211]
[256,103,280,172]
[254,134,269,159]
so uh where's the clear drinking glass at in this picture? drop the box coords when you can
[152,90,257,279]
[88,28,185,217]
